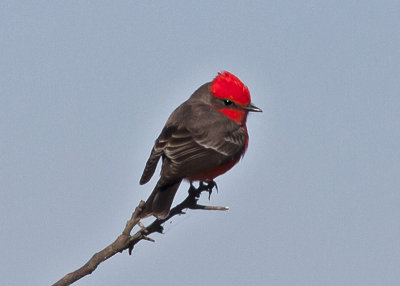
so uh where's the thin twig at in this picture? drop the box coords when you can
[52,183,228,286]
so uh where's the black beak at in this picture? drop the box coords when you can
[243,103,262,112]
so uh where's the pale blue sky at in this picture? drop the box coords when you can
[1,1,400,285]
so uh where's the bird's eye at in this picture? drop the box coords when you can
[223,99,233,106]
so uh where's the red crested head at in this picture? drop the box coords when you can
[210,71,251,106]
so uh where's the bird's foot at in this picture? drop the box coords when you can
[200,180,218,200]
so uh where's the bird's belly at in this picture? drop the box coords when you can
[186,157,240,182]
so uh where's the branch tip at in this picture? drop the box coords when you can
[142,235,155,243]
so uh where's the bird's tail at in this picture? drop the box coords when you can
[142,180,181,219]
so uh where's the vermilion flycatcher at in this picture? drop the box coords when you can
[140,71,261,219]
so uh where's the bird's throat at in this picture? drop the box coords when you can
[218,108,247,124]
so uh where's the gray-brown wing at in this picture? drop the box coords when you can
[160,110,247,181]
[139,101,247,184]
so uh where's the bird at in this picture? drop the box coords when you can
[139,71,262,219]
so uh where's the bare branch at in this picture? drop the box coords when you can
[52,183,227,286]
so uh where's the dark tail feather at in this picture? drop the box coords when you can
[142,180,181,219]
